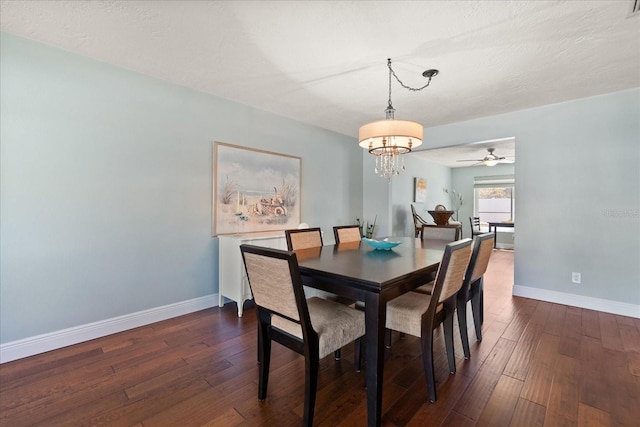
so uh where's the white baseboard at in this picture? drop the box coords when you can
[512,285,640,319]
[496,243,514,250]
[0,294,219,364]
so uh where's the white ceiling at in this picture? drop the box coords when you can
[1,1,639,158]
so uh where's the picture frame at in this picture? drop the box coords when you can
[213,142,301,235]
[414,177,427,203]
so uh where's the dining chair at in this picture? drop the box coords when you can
[333,225,362,243]
[285,227,348,360]
[411,204,429,237]
[414,232,494,356]
[421,224,461,241]
[469,216,483,237]
[285,227,323,250]
[411,225,461,296]
[240,244,365,427]
[385,238,473,402]
[457,232,495,356]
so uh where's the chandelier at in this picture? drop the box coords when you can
[358,59,438,179]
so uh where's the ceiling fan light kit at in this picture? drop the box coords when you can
[457,147,514,167]
[482,147,500,166]
[358,58,438,179]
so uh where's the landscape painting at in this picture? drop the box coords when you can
[213,142,301,235]
[414,177,427,203]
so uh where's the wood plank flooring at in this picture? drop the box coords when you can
[1,250,639,426]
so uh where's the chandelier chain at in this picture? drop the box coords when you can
[388,60,393,107]
[387,58,435,92]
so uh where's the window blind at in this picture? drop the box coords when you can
[473,175,515,188]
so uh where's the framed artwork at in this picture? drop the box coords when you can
[414,177,427,203]
[213,142,301,235]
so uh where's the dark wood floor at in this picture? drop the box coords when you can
[1,250,639,426]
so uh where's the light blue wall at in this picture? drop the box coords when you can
[2,32,637,346]
[423,89,640,308]
[0,33,362,343]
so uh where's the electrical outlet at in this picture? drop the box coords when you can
[572,272,581,284]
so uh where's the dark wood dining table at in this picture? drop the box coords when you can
[295,237,448,427]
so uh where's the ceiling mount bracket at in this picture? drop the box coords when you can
[422,69,439,78]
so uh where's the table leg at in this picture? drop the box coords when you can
[491,225,496,248]
[364,293,385,427]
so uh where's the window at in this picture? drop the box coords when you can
[474,175,515,224]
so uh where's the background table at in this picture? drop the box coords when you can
[488,221,515,248]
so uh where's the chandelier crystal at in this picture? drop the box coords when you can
[358,59,438,179]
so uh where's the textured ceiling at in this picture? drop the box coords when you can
[1,0,639,154]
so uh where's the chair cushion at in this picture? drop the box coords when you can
[385,292,442,337]
[272,297,365,359]
[414,280,434,295]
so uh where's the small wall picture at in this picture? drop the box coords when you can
[213,142,301,235]
[414,177,427,203]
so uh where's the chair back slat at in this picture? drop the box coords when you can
[469,233,495,283]
[433,239,473,303]
[241,247,302,322]
[285,228,323,250]
[334,226,361,243]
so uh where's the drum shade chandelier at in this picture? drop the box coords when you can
[359,59,438,179]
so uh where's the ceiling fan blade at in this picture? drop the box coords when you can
[498,159,515,164]
[456,159,482,162]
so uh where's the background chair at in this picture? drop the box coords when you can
[411,205,429,237]
[240,244,365,427]
[285,227,323,250]
[421,224,461,241]
[333,225,362,243]
[385,239,472,402]
[457,232,494,357]
[469,216,483,238]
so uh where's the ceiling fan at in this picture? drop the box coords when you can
[456,147,514,167]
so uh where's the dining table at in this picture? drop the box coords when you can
[295,237,448,427]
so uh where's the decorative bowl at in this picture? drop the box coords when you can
[428,210,454,225]
[362,238,402,250]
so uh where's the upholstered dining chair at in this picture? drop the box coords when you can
[240,244,365,427]
[285,227,349,360]
[411,204,429,237]
[421,224,461,241]
[469,216,483,238]
[385,238,473,402]
[285,227,323,250]
[457,232,494,356]
[333,225,362,244]
[411,225,461,296]
[413,233,495,359]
